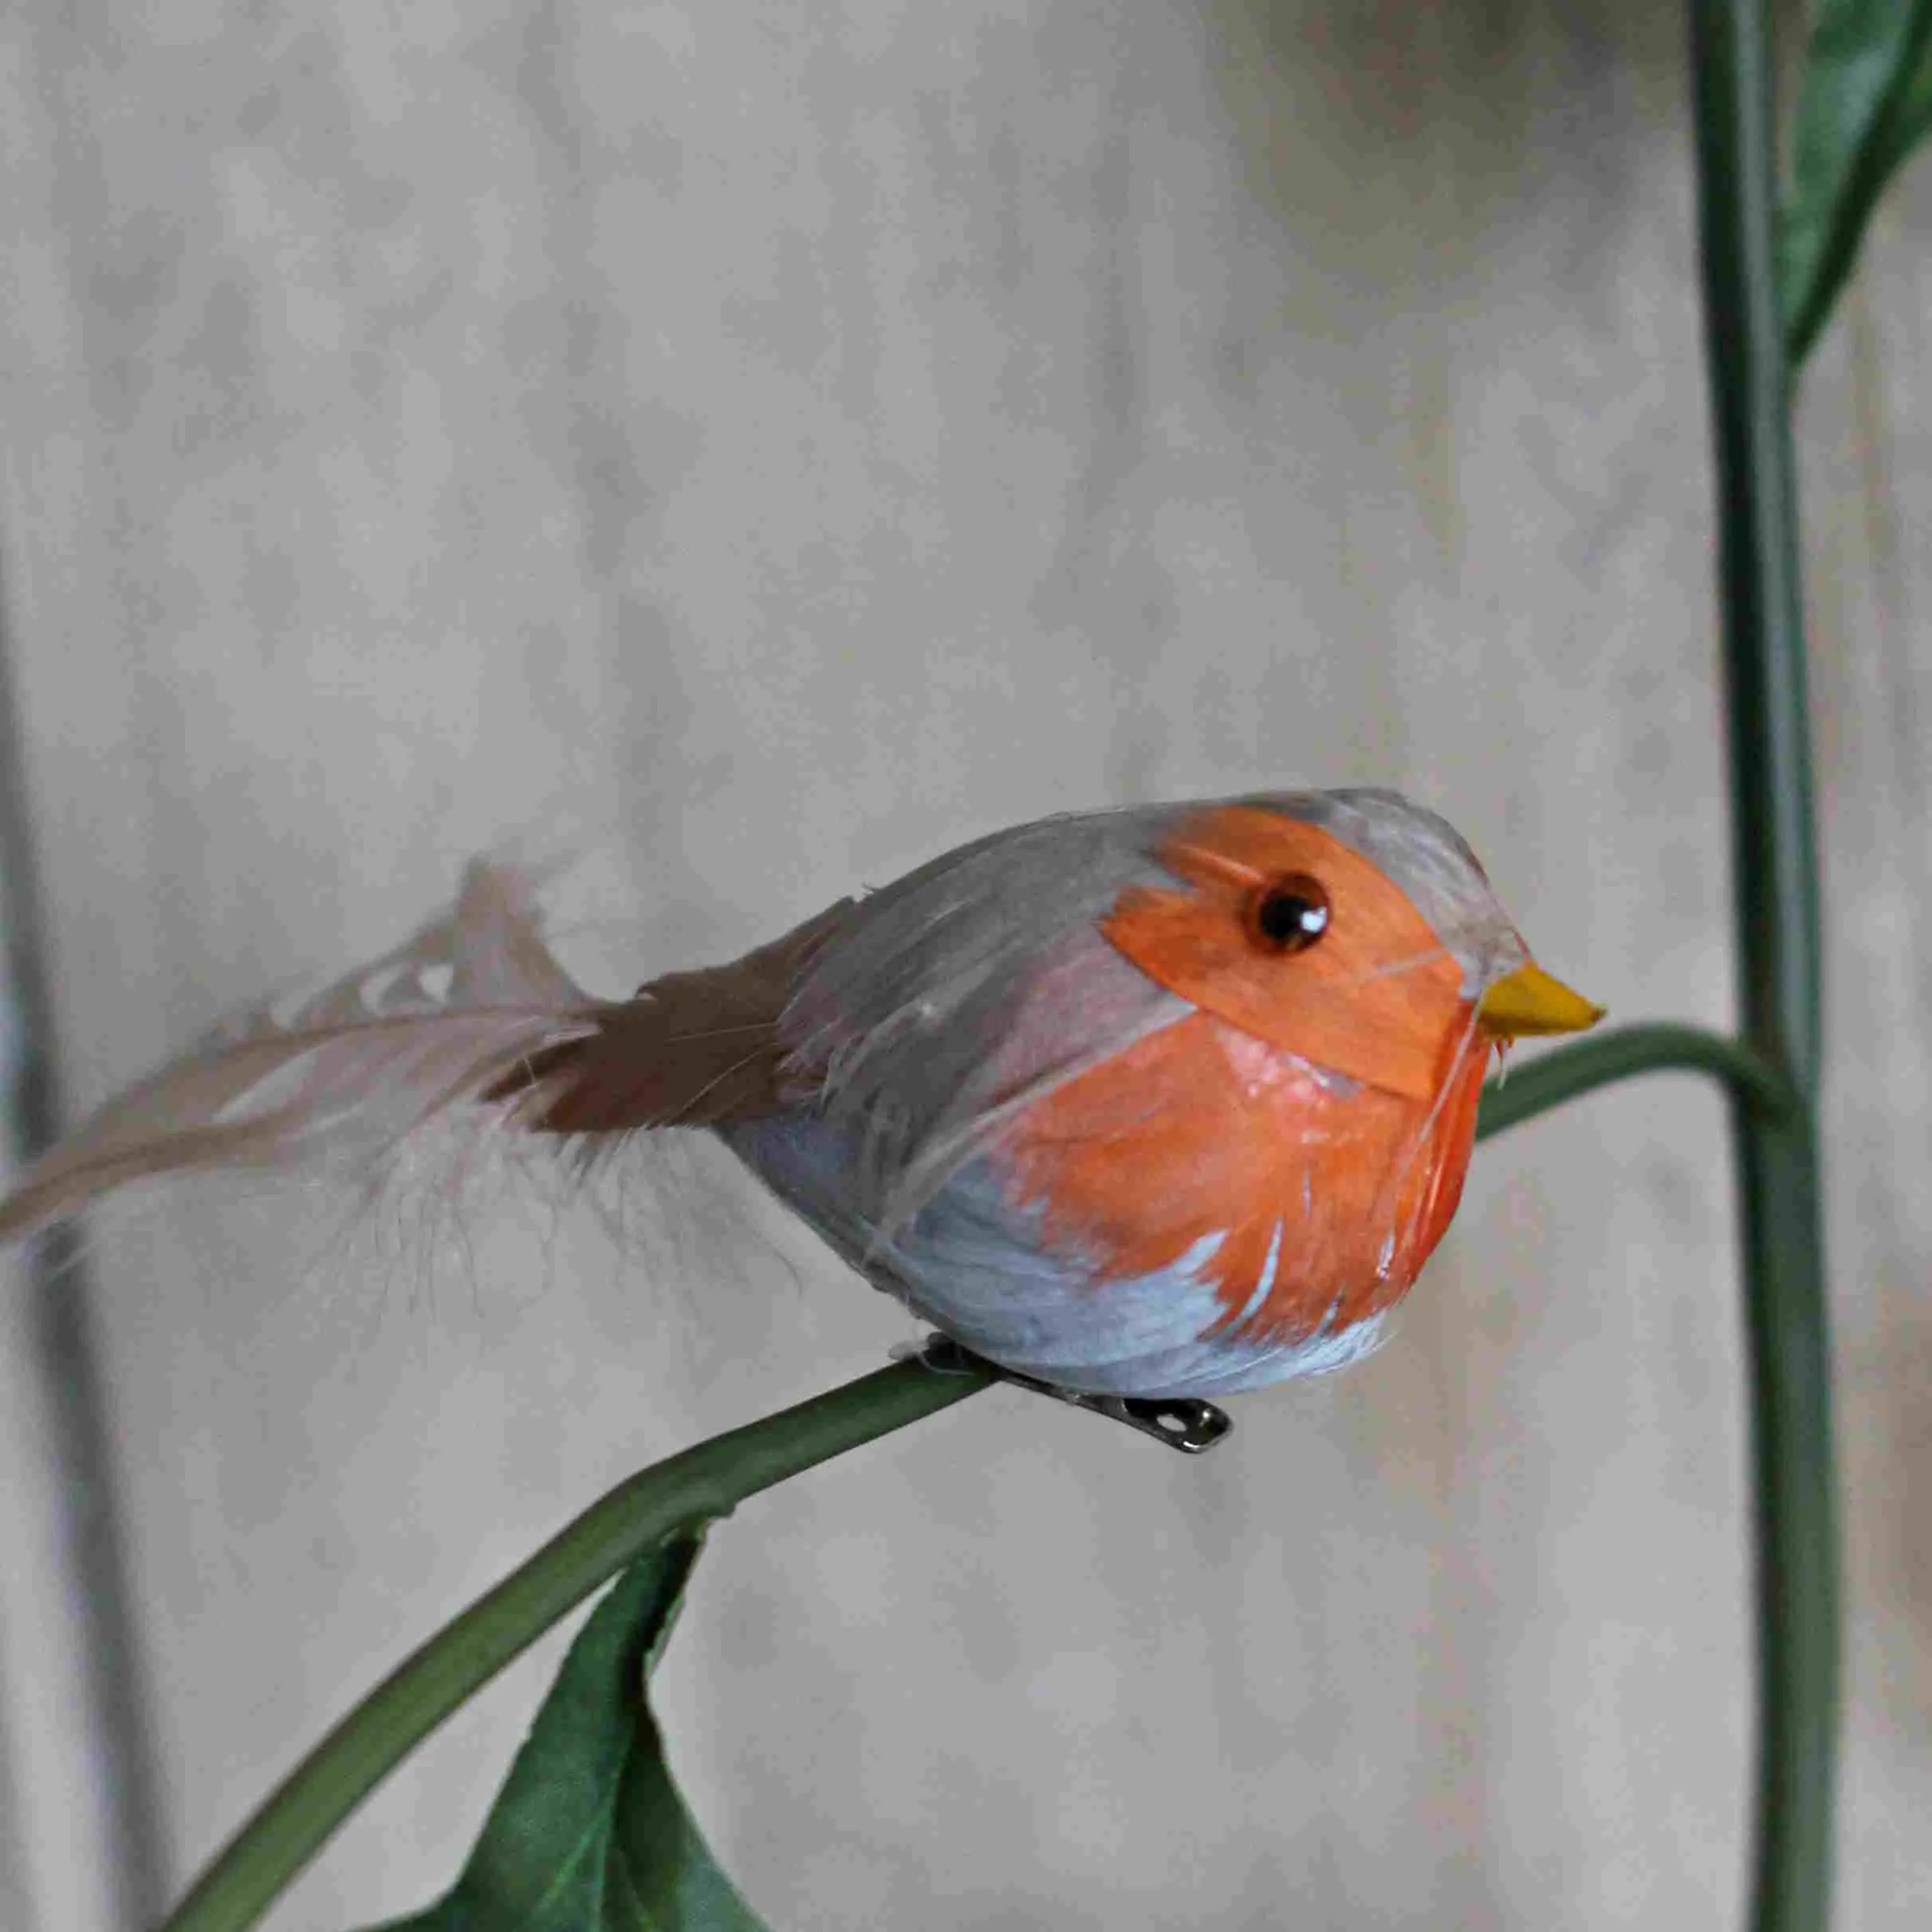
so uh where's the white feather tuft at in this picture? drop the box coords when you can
[0,863,606,1243]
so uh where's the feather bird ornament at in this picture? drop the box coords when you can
[0,791,1600,1400]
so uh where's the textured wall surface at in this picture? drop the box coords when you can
[2,3,1929,1928]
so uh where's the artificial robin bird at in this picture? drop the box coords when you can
[0,789,1600,1409]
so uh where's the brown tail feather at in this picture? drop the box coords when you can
[506,900,854,1132]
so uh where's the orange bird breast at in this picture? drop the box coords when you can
[996,1012,1488,1340]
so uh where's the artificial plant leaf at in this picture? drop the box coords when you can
[368,1531,770,1932]
[1876,47,1932,187]
[1778,0,1932,366]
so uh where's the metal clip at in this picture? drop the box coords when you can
[915,1336,1233,1454]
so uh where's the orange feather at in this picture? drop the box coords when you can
[1100,807,1464,1100]
[997,1009,1488,1339]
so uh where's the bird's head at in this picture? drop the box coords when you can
[1102,789,1602,1098]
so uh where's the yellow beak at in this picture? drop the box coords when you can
[1476,961,1605,1039]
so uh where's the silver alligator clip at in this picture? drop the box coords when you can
[915,1335,1233,1454]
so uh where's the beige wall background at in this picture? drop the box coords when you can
[2,2,1929,1927]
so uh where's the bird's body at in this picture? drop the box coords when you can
[0,789,1600,1398]
[714,792,1525,1395]
[723,1041,1486,1395]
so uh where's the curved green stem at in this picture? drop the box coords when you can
[1476,1024,1795,1141]
[158,1358,994,1932]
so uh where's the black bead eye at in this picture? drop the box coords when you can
[1249,873,1331,954]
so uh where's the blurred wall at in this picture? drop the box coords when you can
[2,2,1929,1927]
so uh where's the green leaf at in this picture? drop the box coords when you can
[368,1533,770,1932]
[1778,0,1932,366]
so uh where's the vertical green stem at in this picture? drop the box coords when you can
[1687,6,1839,1930]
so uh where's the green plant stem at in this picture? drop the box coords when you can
[158,1358,994,1932]
[1474,1024,1792,1140]
[1690,6,1840,1932]
[1694,10,1824,1096]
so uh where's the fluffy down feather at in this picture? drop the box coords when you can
[0,864,844,1241]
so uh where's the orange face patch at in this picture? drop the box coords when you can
[1100,806,1466,1100]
